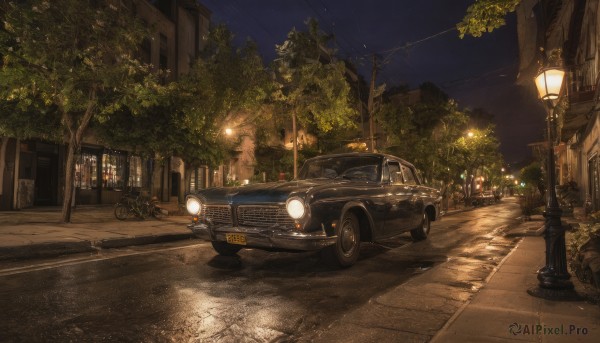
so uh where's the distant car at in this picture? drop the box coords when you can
[471,191,496,206]
[185,153,442,267]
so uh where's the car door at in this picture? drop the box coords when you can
[400,163,422,228]
[382,160,415,237]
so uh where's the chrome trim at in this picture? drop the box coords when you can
[188,223,337,251]
[236,205,295,227]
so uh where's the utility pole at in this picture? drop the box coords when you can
[292,111,298,179]
[367,54,377,152]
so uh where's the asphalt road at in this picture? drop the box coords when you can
[0,199,522,342]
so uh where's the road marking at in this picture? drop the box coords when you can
[0,243,207,276]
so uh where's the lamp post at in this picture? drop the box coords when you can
[527,67,579,300]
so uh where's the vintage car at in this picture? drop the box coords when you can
[185,153,442,267]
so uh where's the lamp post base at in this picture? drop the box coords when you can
[527,284,582,301]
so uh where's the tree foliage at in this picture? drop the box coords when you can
[520,161,545,196]
[458,0,521,38]
[378,83,467,184]
[0,0,158,221]
[274,18,358,133]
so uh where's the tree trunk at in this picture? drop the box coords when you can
[12,139,20,210]
[0,137,9,198]
[60,89,96,223]
[61,138,77,222]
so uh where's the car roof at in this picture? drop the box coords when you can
[305,152,414,168]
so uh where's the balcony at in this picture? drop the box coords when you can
[568,61,598,104]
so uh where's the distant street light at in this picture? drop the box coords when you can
[467,131,474,138]
[528,67,579,300]
[225,128,233,136]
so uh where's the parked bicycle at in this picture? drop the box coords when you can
[114,192,166,220]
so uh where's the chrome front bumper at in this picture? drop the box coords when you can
[187,222,337,251]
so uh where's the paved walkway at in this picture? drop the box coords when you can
[0,205,598,342]
[432,235,600,343]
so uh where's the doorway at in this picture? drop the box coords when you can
[35,153,58,206]
[171,172,180,197]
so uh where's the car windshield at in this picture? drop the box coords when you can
[298,155,381,182]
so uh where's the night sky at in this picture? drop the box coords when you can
[201,0,546,167]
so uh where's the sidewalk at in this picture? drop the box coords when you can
[0,204,194,260]
[431,222,600,343]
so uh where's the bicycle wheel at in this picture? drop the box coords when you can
[114,204,130,220]
[151,205,167,219]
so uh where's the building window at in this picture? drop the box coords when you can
[159,33,168,69]
[76,152,98,189]
[102,151,126,190]
[190,167,206,191]
[129,155,143,188]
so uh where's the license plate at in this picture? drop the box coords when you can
[225,233,247,245]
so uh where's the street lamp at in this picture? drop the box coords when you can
[528,67,579,300]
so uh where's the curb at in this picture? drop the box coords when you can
[94,233,194,249]
[0,233,196,261]
[0,241,95,261]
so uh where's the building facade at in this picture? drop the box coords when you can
[518,0,600,211]
[0,0,212,210]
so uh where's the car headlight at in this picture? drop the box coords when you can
[286,197,305,219]
[186,197,201,215]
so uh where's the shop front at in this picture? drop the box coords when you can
[75,147,145,205]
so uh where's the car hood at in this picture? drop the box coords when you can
[191,179,347,204]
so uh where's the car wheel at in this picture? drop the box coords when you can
[211,241,242,256]
[114,205,129,221]
[323,211,361,268]
[410,212,430,241]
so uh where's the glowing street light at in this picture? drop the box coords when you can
[224,128,233,136]
[535,68,565,100]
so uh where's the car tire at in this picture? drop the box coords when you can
[322,211,361,268]
[410,212,430,241]
[114,205,129,221]
[211,241,242,256]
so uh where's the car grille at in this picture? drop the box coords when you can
[237,205,295,227]
[202,205,233,224]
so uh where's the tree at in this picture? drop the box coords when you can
[274,18,358,177]
[0,0,158,222]
[176,25,274,184]
[520,161,545,196]
[453,126,503,198]
[378,84,462,181]
[458,0,521,38]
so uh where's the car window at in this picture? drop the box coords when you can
[341,165,378,182]
[387,162,402,184]
[401,164,417,185]
[298,156,381,181]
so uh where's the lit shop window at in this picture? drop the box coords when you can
[102,152,126,190]
[76,153,98,189]
[129,156,143,188]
